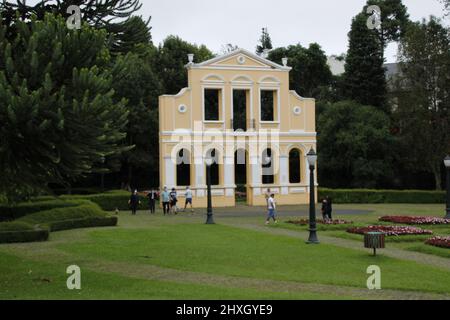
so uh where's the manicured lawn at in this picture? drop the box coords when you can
[0,203,449,300]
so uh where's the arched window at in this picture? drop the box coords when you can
[177,149,191,186]
[289,149,302,183]
[262,148,274,185]
[206,149,220,186]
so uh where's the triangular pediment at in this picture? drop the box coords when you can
[190,49,291,71]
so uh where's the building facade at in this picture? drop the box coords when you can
[159,49,317,207]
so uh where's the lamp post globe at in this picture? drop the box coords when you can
[444,156,450,219]
[306,148,319,244]
[205,157,215,224]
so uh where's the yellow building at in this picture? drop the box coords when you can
[159,49,317,207]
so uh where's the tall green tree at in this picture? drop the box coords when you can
[342,13,388,111]
[268,43,332,98]
[256,27,273,55]
[0,0,145,54]
[317,101,394,188]
[0,14,130,202]
[155,36,213,95]
[365,0,410,59]
[111,51,162,189]
[394,17,450,190]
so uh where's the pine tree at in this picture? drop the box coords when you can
[342,13,388,112]
[0,0,146,54]
[0,14,130,202]
[256,27,273,55]
[365,0,410,60]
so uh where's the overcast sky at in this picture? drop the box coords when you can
[140,0,448,63]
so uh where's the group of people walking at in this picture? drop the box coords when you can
[129,187,333,224]
[128,186,194,215]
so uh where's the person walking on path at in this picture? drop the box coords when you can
[169,188,178,214]
[161,187,170,215]
[265,194,278,225]
[264,188,271,206]
[321,198,328,221]
[183,186,194,213]
[128,190,140,215]
[147,188,158,214]
[325,196,333,220]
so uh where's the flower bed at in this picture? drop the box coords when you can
[287,219,353,225]
[379,216,450,225]
[425,236,450,249]
[347,225,433,236]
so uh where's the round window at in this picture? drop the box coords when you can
[237,55,246,65]
[293,106,302,115]
[178,104,187,113]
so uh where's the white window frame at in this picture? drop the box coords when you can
[259,87,281,124]
[202,85,225,124]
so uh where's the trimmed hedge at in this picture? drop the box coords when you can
[0,228,49,244]
[318,188,445,204]
[0,199,90,222]
[0,202,117,244]
[61,190,151,211]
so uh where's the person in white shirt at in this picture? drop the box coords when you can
[183,186,194,213]
[265,194,278,225]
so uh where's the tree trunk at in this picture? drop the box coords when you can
[432,166,442,191]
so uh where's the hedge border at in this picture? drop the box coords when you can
[0,228,49,244]
[318,188,445,204]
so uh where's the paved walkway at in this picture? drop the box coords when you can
[213,204,372,218]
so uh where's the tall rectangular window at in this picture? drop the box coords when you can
[204,89,220,121]
[233,89,248,131]
[261,90,275,122]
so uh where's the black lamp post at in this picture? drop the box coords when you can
[205,157,215,224]
[444,156,450,219]
[306,148,319,244]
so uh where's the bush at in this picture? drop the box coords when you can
[347,225,433,236]
[62,190,150,211]
[19,203,106,225]
[0,199,89,222]
[319,188,445,204]
[0,222,49,244]
[0,201,117,243]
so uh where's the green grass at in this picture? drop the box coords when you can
[0,203,449,300]
[0,252,349,300]
[403,244,450,259]
[57,223,450,294]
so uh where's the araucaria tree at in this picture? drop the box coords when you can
[0,14,130,202]
[256,27,273,55]
[342,13,388,112]
[394,17,450,190]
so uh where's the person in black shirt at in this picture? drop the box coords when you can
[128,190,140,215]
[147,188,158,214]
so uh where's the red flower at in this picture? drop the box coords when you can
[347,225,433,236]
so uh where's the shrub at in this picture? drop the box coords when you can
[319,188,445,204]
[0,222,49,244]
[61,190,150,211]
[379,216,450,225]
[0,199,89,222]
[425,236,450,249]
[347,225,433,236]
[19,203,106,225]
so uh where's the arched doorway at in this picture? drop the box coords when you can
[235,149,248,203]
[289,148,302,184]
[176,149,191,186]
